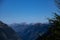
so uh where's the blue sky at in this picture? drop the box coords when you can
[0,0,57,24]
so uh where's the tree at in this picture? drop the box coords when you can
[42,0,60,40]
[41,0,60,40]
[48,13,60,40]
[55,0,60,9]
[48,0,60,39]
[36,0,60,40]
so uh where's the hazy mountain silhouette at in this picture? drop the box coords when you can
[10,23,50,40]
[0,21,22,40]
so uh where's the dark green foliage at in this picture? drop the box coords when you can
[39,13,60,40]
[37,0,60,40]
[55,0,60,9]
[49,13,60,40]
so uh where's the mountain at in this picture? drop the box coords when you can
[0,21,22,40]
[10,23,50,40]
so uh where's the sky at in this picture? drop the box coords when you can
[0,0,58,24]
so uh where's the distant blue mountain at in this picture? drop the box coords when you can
[10,23,50,40]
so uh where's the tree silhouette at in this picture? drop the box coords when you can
[36,0,60,40]
[48,13,60,40]
[55,0,60,9]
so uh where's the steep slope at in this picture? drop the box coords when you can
[0,21,22,40]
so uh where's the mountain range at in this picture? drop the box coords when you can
[10,23,50,40]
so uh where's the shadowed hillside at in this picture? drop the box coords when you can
[0,21,22,40]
